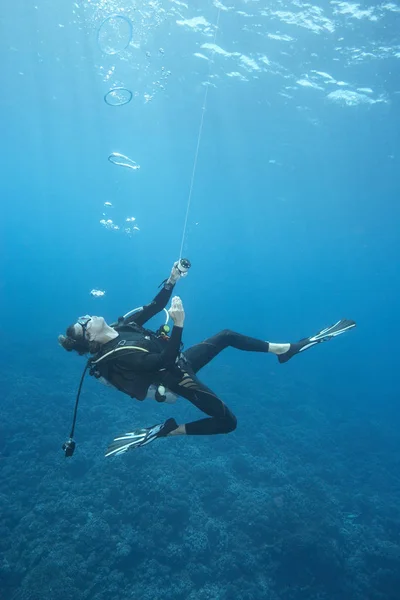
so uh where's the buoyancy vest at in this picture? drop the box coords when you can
[89,321,168,400]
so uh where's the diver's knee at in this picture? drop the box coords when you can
[220,329,235,343]
[223,413,237,433]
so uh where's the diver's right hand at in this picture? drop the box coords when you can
[167,258,191,286]
[167,261,182,286]
[168,296,185,328]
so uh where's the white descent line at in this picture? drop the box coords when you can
[179,6,222,259]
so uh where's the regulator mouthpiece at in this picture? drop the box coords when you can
[177,258,191,274]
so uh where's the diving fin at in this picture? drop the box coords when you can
[105,418,178,457]
[278,318,356,364]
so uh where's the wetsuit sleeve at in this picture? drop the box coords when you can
[117,326,183,372]
[125,283,174,327]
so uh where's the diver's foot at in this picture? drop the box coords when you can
[105,418,179,457]
[278,338,311,363]
[278,319,356,364]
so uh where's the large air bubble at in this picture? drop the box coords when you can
[97,15,133,55]
[104,87,133,106]
[108,153,140,170]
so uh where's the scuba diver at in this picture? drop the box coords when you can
[58,259,356,458]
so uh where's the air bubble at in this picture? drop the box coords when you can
[97,15,133,55]
[108,153,140,170]
[104,87,133,106]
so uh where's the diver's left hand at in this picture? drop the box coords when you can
[169,296,185,327]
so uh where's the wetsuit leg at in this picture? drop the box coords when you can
[162,369,237,435]
[183,329,270,373]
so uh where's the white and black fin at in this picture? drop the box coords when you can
[279,319,356,364]
[105,418,178,457]
[308,319,356,342]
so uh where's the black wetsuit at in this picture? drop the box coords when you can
[93,283,270,436]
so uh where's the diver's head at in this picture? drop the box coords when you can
[58,315,112,355]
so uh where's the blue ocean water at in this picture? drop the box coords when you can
[1,0,399,598]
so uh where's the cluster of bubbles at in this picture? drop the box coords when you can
[102,155,141,237]
[93,11,169,296]
[142,53,172,103]
[100,202,140,238]
[96,14,171,106]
